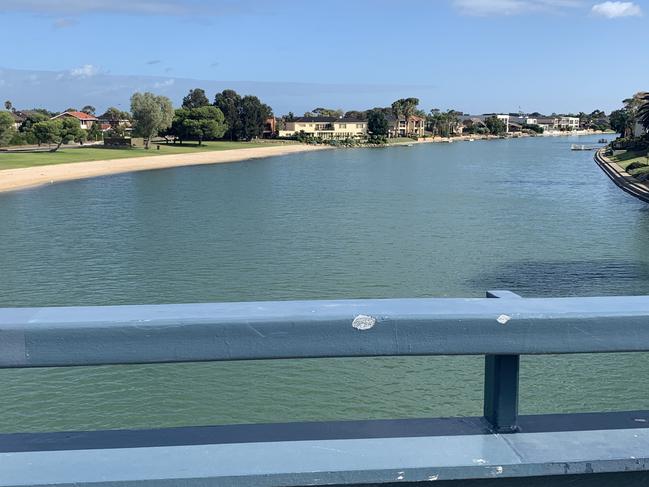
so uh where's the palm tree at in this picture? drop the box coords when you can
[391,100,404,137]
[636,92,649,130]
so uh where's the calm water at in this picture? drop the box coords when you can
[2,133,649,433]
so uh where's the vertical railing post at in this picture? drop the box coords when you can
[484,290,522,433]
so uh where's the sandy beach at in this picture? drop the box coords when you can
[0,144,330,194]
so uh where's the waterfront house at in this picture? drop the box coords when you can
[278,117,368,139]
[51,111,99,130]
[557,116,580,131]
[536,117,558,132]
[458,114,510,133]
[387,115,426,137]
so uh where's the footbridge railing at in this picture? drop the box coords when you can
[2,291,649,486]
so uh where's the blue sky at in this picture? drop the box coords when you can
[0,0,646,115]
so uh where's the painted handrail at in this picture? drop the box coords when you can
[2,293,649,368]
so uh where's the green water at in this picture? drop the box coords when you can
[2,133,648,433]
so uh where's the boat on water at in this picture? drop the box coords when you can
[598,138,608,144]
[571,144,595,151]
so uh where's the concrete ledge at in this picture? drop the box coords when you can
[594,149,649,204]
[2,422,649,486]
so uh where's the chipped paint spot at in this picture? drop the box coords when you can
[473,458,487,465]
[497,314,511,325]
[352,315,376,330]
[427,474,439,481]
[494,466,503,475]
[634,418,647,423]
[396,471,405,480]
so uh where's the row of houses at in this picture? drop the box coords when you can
[277,112,584,140]
[9,110,129,132]
[457,114,580,134]
[277,115,427,140]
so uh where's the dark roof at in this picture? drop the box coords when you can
[292,117,365,123]
[8,111,25,123]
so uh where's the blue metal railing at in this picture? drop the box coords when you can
[3,291,649,485]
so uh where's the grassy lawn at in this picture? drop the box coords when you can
[611,151,649,177]
[0,141,291,170]
[386,137,417,145]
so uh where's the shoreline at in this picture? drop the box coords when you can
[0,144,331,194]
[0,131,612,194]
[594,149,649,204]
[388,129,611,146]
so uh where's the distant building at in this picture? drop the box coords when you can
[635,122,647,138]
[278,117,368,139]
[458,114,510,132]
[536,117,558,132]
[511,116,538,126]
[9,111,25,130]
[51,111,99,130]
[557,116,580,131]
[263,117,276,138]
[387,115,426,137]
[97,111,131,130]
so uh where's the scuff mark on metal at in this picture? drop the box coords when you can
[427,474,439,481]
[497,314,511,325]
[352,315,376,331]
[396,471,405,480]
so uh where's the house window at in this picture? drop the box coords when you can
[339,124,346,129]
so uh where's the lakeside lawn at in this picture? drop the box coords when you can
[0,141,290,170]
[612,151,649,177]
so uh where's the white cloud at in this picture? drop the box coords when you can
[153,79,175,89]
[453,0,581,15]
[592,1,642,17]
[69,64,101,78]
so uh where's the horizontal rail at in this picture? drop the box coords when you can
[3,295,649,368]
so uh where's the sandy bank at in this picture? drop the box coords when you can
[0,144,330,194]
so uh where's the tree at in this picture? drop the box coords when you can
[239,95,271,141]
[64,108,78,113]
[182,88,210,109]
[99,107,131,122]
[4,101,12,112]
[130,92,174,149]
[484,116,507,135]
[636,92,649,130]
[169,106,227,145]
[0,111,16,146]
[32,118,86,151]
[609,109,631,137]
[367,108,389,137]
[214,89,242,141]
[311,107,344,118]
[344,110,367,120]
[391,98,419,136]
[81,105,96,115]
[87,121,103,141]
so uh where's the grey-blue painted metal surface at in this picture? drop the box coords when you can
[4,295,649,367]
[2,427,649,486]
[3,292,649,486]
[484,291,521,432]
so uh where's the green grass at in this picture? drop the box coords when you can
[611,151,649,171]
[386,137,418,145]
[0,141,291,170]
